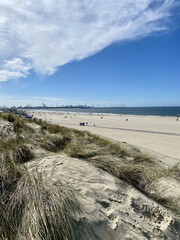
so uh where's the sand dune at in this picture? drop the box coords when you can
[26,111,180,239]
[1,112,180,239]
[29,154,180,240]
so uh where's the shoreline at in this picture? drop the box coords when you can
[22,106,180,117]
[24,109,180,118]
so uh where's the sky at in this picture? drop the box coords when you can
[0,0,180,107]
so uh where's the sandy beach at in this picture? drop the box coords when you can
[30,111,180,162]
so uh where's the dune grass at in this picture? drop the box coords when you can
[2,113,16,123]
[0,112,179,221]
[0,159,81,240]
[20,114,180,216]
[40,135,71,152]
[27,117,179,216]
[0,136,34,164]
[39,122,180,217]
[0,113,82,239]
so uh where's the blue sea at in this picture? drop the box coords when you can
[30,107,180,117]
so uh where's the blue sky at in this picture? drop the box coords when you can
[0,0,180,107]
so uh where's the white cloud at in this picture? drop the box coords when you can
[0,58,31,81]
[0,0,178,80]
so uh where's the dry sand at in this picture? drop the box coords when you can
[30,111,180,165]
[29,153,180,240]
[25,111,180,239]
[1,112,179,239]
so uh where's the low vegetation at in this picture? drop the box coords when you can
[0,113,82,240]
[0,111,179,239]
[29,115,180,217]
[0,159,81,240]
[41,135,71,152]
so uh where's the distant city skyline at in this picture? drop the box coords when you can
[0,1,180,107]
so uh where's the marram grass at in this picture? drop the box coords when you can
[0,159,81,240]
[0,111,180,230]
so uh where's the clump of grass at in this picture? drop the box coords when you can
[86,133,130,157]
[0,159,81,240]
[0,137,23,152]
[47,124,74,139]
[0,137,34,163]
[29,118,50,131]
[30,117,45,126]
[7,113,16,123]
[133,154,155,164]
[15,172,81,240]
[13,145,35,163]
[88,156,119,176]
[89,153,164,189]
[1,113,17,123]
[118,163,162,188]
[0,158,24,239]
[14,119,35,135]
[13,119,26,133]
[66,141,98,159]
[47,124,62,134]
[64,131,129,161]
[41,135,71,152]
[167,164,180,179]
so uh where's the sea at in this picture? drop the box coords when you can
[28,107,180,117]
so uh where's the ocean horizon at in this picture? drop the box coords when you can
[26,106,180,117]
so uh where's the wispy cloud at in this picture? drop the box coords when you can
[0,0,178,81]
[0,58,31,81]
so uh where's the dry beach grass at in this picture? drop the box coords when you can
[0,113,81,240]
[0,112,180,239]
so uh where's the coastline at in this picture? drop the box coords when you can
[22,106,180,117]
[23,108,180,118]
